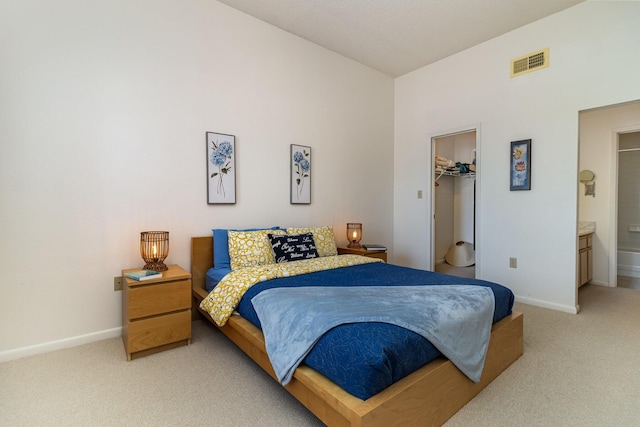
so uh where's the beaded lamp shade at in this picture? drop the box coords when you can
[140,231,169,271]
[346,223,362,248]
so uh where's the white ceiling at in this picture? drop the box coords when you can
[217,0,585,77]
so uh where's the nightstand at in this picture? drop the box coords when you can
[122,264,192,360]
[337,246,387,263]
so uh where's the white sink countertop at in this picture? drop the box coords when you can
[579,221,595,236]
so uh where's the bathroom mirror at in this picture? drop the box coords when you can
[579,170,595,183]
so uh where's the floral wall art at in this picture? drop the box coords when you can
[510,139,531,191]
[207,132,236,204]
[291,144,311,204]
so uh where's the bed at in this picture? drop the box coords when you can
[191,233,523,426]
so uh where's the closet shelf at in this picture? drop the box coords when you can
[435,169,476,181]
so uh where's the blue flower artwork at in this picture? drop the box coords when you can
[291,144,311,204]
[207,132,236,204]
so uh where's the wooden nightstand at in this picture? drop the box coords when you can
[122,264,192,361]
[337,246,387,263]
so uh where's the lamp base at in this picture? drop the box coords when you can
[143,262,168,272]
[347,242,362,248]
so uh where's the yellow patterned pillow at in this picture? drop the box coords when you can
[286,225,338,257]
[228,229,285,270]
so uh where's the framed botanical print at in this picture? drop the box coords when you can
[510,139,531,191]
[290,144,311,204]
[207,132,236,204]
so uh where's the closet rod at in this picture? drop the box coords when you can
[618,148,640,152]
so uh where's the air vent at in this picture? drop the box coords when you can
[510,48,549,77]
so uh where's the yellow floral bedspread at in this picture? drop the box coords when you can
[200,255,382,326]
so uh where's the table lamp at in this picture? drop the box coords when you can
[347,223,362,248]
[140,231,169,271]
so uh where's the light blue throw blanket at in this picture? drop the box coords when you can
[251,285,495,386]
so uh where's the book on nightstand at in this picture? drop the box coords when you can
[362,244,386,251]
[124,270,163,281]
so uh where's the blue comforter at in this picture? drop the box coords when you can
[236,262,514,400]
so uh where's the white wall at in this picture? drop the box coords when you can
[394,1,640,313]
[579,101,640,285]
[453,135,476,246]
[0,0,394,358]
[434,138,455,262]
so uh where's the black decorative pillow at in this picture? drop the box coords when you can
[268,233,319,263]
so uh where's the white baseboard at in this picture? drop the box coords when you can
[514,295,578,314]
[588,280,613,287]
[0,327,122,363]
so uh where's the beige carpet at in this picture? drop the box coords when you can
[446,283,640,426]
[2,284,639,426]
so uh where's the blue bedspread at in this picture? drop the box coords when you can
[236,262,514,400]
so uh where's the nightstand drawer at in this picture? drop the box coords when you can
[128,280,191,319]
[365,252,387,261]
[337,246,387,263]
[127,310,191,353]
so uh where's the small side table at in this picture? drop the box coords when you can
[122,264,192,360]
[337,246,387,263]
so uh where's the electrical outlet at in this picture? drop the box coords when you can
[114,276,123,291]
[509,257,517,268]
[417,190,423,199]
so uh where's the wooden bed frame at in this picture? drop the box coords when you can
[191,236,523,427]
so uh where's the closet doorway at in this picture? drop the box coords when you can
[431,129,478,279]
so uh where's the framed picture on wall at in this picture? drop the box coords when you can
[290,144,311,204]
[207,132,236,204]
[510,139,531,191]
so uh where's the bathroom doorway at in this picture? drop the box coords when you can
[577,100,640,296]
[616,131,640,290]
[431,129,477,279]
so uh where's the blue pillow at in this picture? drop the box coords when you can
[212,227,281,269]
[213,229,232,269]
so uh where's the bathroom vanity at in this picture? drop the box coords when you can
[578,231,593,288]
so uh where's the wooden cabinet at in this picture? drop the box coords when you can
[122,264,192,360]
[337,246,387,263]
[578,233,593,288]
